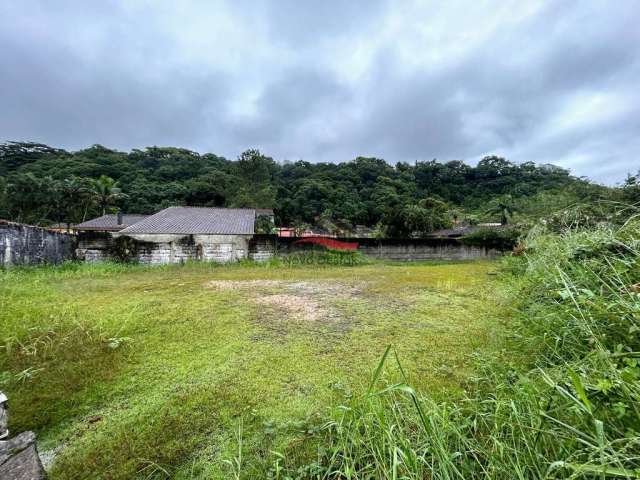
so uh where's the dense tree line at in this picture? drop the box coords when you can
[0,141,616,236]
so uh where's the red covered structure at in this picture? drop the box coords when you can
[292,236,359,251]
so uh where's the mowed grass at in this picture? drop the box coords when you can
[0,260,505,479]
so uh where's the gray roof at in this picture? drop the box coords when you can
[75,214,149,231]
[118,207,256,235]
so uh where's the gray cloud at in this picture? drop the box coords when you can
[0,0,638,183]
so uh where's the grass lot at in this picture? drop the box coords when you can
[0,260,504,479]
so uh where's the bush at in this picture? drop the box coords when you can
[542,202,634,233]
[461,226,521,250]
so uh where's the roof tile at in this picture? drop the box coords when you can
[118,207,255,235]
[75,214,148,230]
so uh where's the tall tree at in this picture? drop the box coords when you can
[486,194,516,225]
[91,175,127,215]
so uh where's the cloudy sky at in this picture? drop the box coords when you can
[1,1,638,183]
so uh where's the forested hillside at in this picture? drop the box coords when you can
[0,141,629,234]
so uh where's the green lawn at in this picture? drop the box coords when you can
[0,260,504,479]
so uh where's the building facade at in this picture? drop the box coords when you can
[75,207,270,264]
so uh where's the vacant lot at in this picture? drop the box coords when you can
[0,260,504,479]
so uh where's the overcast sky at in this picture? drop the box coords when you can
[1,1,638,184]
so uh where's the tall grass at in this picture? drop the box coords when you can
[269,216,640,478]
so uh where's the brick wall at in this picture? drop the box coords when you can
[0,220,76,266]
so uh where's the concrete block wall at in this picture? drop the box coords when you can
[252,236,503,262]
[129,234,250,264]
[1,220,76,267]
[249,235,276,261]
[76,231,113,262]
[355,241,501,261]
[77,232,252,264]
[75,233,505,265]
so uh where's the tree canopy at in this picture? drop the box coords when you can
[0,141,616,235]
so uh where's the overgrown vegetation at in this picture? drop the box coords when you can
[461,226,522,250]
[266,208,640,479]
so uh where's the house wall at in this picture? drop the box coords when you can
[1,220,76,267]
[127,234,251,264]
[248,235,277,261]
[76,231,114,262]
[77,232,252,264]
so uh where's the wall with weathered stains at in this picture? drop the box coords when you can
[126,233,251,264]
[76,231,113,262]
[248,235,276,261]
[0,220,76,267]
[77,232,252,264]
[249,235,504,261]
[356,242,501,261]
[76,232,504,265]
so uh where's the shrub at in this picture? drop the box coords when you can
[461,226,521,250]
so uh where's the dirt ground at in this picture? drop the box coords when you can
[206,279,365,324]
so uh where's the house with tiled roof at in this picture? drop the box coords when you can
[117,207,255,235]
[76,207,272,264]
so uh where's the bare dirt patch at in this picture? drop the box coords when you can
[206,279,364,326]
[255,294,325,322]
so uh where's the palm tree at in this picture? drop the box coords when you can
[59,176,90,227]
[91,175,127,215]
[486,194,516,225]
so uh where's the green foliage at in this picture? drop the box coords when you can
[541,201,631,233]
[461,227,522,250]
[484,194,515,225]
[90,175,127,215]
[623,171,640,204]
[0,142,610,234]
[384,197,453,237]
[254,215,276,234]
